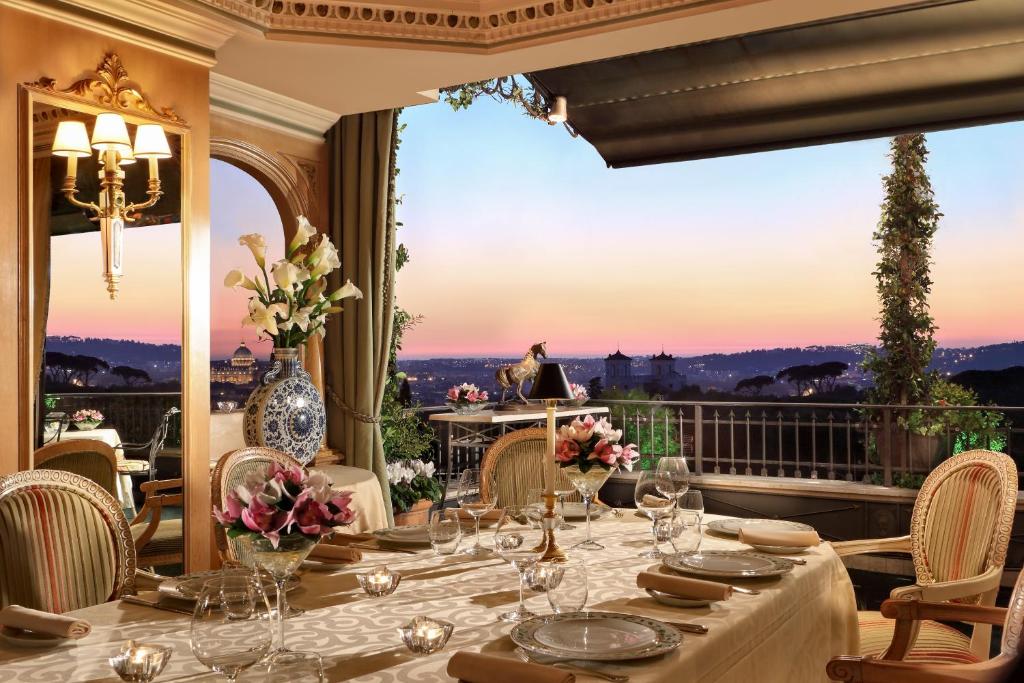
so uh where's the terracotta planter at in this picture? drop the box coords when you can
[393,498,433,527]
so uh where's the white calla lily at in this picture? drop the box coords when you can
[329,279,363,302]
[238,233,267,268]
[271,260,302,293]
[289,215,318,254]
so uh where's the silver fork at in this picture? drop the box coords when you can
[514,648,630,682]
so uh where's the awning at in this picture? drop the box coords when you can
[528,0,1024,168]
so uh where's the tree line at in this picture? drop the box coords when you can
[45,351,151,388]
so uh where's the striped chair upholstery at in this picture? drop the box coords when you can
[0,470,136,613]
[34,440,118,499]
[858,613,979,665]
[212,447,304,566]
[480,429,581,508]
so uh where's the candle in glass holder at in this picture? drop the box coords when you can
[357,565,401,597]
[108,640,172,683]
[397,616,454,655]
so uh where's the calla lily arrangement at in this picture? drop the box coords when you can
[225,216,363,347]
[555,415,638,474]
[213,461,356,547]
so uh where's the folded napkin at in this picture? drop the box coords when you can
[0,605,91,639]
[308,543,362,564]
[324,532,376,546]
[640,494,672,508]
[637,571,732,601]
[738,527,820,548]
[446,652,574,683]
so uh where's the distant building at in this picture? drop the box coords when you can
[604,349,687,393]
[211,341,260,385]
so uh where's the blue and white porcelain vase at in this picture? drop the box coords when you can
[243,347,326,465]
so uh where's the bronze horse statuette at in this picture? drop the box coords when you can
[495,341,548,403]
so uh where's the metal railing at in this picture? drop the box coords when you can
[47,392,182,445]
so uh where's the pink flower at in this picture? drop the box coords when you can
[328,490,356,525]
[286,490,333,536]
[240,497,288,546]
[479,391,488,401]
[447,387,459,401]
[587,439,618,466]
[213,491,244,526]
[267,461,304,487]
[466,390,479,403]
[555,438,581,463]
[571,415,597,441]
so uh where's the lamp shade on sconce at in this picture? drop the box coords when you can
[133,124,171,159]
[51,121,91,157]
[118,147,137,165]
[91,112,132,153]
[548,96,568,123]
[529,363,574,401]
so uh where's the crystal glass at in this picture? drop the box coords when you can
[563,464,613,551]
[457,468,496,556]
[249,535,316,659]
[680,489,704,523]
[190,576,273,682]
[668,509,703,555]
[397,616,455,655]
[525,489,563,531]
[544,559,588,614]
[493,510,547,622]
[428,510,462,555]
[655,457,690,507]
[634,470,675,558]
[555,488,577,530]
[109,641,172,683]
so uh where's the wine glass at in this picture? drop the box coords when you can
[249,534,316,660]
[564,465,614,551]
[190,576,273,682]
[457,468,497,556]
[428,509,462,555]
[493,509,548,622]
[545,559,588,614]
[634,470,675,558]
[655,457,690,508]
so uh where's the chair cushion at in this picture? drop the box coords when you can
[858,611,981,664]
[132,518,183,560]
[117,460,150,474]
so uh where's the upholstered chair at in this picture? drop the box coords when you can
[833,449,1017,662]
[34,439,118,499]
[480,428,581,508]
[827,567,1024,682]
[0,470,136,612]
[212,446,304,565]
[130,478,183,569]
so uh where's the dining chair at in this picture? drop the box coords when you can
[130,478,183,569]
[480,428,581,507]
[0,470,136,612]
[212,446,304,565]
[826,567,1024,682]
[34,439,118,499]
[116,406,181,481]
[833,449,1017,662]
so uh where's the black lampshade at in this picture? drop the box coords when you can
[529,363,574,401]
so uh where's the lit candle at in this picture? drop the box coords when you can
[358,565,400,597]
[398,616,454,655]
[545,399,557,497]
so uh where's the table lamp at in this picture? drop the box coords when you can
[529,363,574,561]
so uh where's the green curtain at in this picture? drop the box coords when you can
[324,111,397,526]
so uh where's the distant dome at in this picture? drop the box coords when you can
[231,341,256,367]
[652,351,674,360]
[606,350,632,361]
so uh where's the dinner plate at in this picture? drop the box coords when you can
[161,571,299,600]
[748,543,809,555]
[644,589,712,608]
[706,518,814,537]
[511,611,681,662]
[373,525,432,546]
[663,550,794,579]
[0,626,74,649]
[561,502,609,520]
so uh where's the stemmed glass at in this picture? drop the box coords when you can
[655,457,690,509]
[190,576,273,682]
[545,559,588,614]
[457,468,497,556]
[494,509,548,622]
[565,466,613,551]
[634,470,676,558]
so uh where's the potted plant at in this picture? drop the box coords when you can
[445,383,489,414]
[387,459,444,526]
[904,379,1005,469]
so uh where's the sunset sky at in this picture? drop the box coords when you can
[47,99,1024,361]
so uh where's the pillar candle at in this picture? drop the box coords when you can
[545,400,556,497]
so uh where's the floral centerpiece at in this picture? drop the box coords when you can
[71,409,104,430]
[569,383,589,406]
[225,216,362,465]
[445,383,489,415]
[387,459,444,525]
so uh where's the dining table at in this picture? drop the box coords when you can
[0,512,859,682]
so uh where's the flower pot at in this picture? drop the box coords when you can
[244,347,326,466]
[393,498,433,527]
[73,420,101,431]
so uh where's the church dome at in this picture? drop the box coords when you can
[606,349,632,361]
[231,341,256,366]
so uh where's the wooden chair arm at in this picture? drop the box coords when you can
[130,478,183,549]
[890,566,1002,604]
[880,598,1007,627]
[139,478,182,494]
[832,535,912,557]
[827,656,1009,683]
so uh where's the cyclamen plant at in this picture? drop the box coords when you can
[445,383,489,406]
[71,409,103,424]
[213,462,356,547]
[569,383,589,403]
[225,216,363,348]
[555,415,639,474]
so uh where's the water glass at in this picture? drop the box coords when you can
[457,468,497,556]
[545,560,588,614]
[669,509,703,555]
[680,489,704,523]
[428,510,462,555]
[634,470,675,558]
[190,576,273,682]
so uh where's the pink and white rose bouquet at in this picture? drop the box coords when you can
[445,383,489,409]
[555,415,638,473]
[569,383,589,406]
[213,461,356,547]
[71,409,104,428]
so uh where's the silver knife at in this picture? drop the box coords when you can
[729,585,761,595]
[667,621,709,634]
[123,595,194,615]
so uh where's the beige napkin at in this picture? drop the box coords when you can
[738,527,820,548]
[641,494,672,508]
[446,652,574,683]
[637,571,732,601]
[0,605,91,639]
[308,543,362,564]
[324,532,375,546]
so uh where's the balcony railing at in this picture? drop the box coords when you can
[47,391,182,446]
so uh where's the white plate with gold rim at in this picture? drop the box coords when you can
[706,518,813,537]
[512,611,681,662]
[663,550,794,579]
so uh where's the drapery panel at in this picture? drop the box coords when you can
[32,157,51,454]
[324,111,397,525]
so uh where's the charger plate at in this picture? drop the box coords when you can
[663,550,794,579]
[561,502,610,521]
[373,524,433,547]
[511,611,681,662]
[706,518,813,537]
[0,626,74,649]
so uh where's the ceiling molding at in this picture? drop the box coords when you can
[210,72,339,141]
[1,0,237,66]
[190,0,770,52]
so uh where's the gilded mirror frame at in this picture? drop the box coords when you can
[16,54,192,537]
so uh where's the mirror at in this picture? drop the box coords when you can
[21,60,189,576]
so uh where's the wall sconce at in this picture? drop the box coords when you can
[51,113,170,299]
[547,96,568,123]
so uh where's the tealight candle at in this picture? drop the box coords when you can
[109,640,172,683]
[526,562,562,593]
[357,565,401,597]
[397,616,454,655]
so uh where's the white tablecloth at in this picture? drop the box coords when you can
[0,513,858,682]
[319,464,389,534]
[56,428,123,458]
